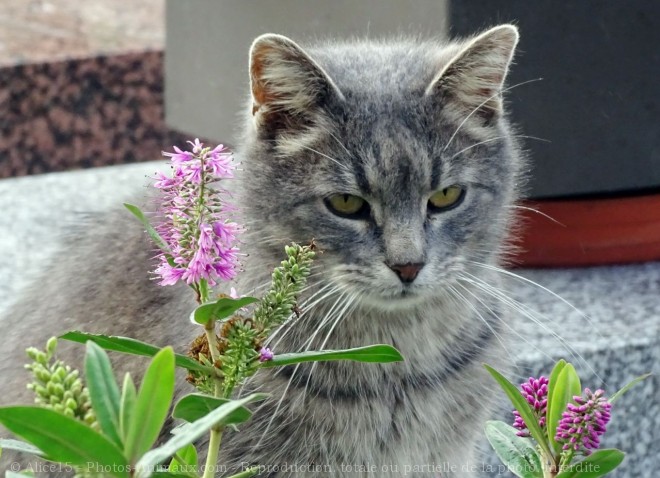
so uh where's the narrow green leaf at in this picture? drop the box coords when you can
[0,407,129,477]
[0,438,43,456]
[609,373,651,404]
[168,443,198,475]
[548,363,581,454]
[119,373,137,441]
[85,341,122,447]
[172,394,251,424]
[134,394,267,478]
[124,347,176,464]
[192,297,259,325]
[124,203,169,252]
[546,360,567,448]
[60,331,213,374]
[262,344,404,368]
[555,449,625,478]
[6,472,35,478]
[484,364,553,459]
[484,421,543,478]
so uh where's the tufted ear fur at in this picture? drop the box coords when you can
[426,25,519,125]
[249,34,343,135]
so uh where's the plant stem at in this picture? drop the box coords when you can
[203,425,223,478]
[199,276,226,478]
[225,467,260,478]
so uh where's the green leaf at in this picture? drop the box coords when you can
[546,360,567,446]
[85,341,122,447]
[124,347,176,464]
[60,331,213,374]
[134,394,268,478]
[0,438,43,456]
[484,421,543,478]
[555,449,625,478]
[548,363,581,454]
[609,373,651,404]
[0,407,129,477]
[124,203,169,253]
[483,364,553,459]
[119,373,137,441]
[262,344,404,368]
[168,443,198,475]
[6,472,35,478]
[172,394,251,424]
[192,297,259,325]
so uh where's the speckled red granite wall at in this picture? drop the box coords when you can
[0,51,209,178]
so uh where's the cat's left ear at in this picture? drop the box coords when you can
[249,34,343,133]
[426,24,519,124]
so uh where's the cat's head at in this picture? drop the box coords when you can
[238,25,524,310]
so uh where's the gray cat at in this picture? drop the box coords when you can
[1,24,524,477]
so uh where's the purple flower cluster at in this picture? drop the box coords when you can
[259,347,274,363]
[512,376,549,437]
[555,388,612,454]
[153,139,241,287]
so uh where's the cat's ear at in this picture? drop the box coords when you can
[249,34,342,133]
[426,24,519,124]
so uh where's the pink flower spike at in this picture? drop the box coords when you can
[163,145,193,164]
[188,138,204,154]
[150,142,241,288]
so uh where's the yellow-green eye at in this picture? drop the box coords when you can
[428,186,465,211]
[324,194,369,219]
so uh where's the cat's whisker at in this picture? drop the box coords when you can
[460,272,602,382]
[468,261,604,337]
[284,141,351,173]
[452,280,556,372]
[254,287,350,449]
[302,291,361,400]
[505,204,566,227]
[266,280,348,350]
[449,134,550,159]
[443,77,543,153]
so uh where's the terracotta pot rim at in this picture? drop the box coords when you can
[511,191,660,268]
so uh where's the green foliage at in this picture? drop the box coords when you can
[487,361,649,478]
[253,243,315,334]
[484,364,553,459]
[547,362,581,454]
[484,421,543,478]
[0,439,43,456]
[85,341,122,447]
[192,297,259,325]
[134,394,267,478]
[168,444,198,475]
[60,331,213,374]
[555,449,625,478]
[124,203,170,253]
[25,338,96,426]
[172,394,251,424]
[609,373,652,404]
[124,347,176,464]
[262,344,404,368]
[0,407,129,477]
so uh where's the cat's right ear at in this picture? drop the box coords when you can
[249,34,342,134]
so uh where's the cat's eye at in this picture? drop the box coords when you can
[428,186,465,212]
[324,194,370,219]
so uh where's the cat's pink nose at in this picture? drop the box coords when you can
[388,262,425,283]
